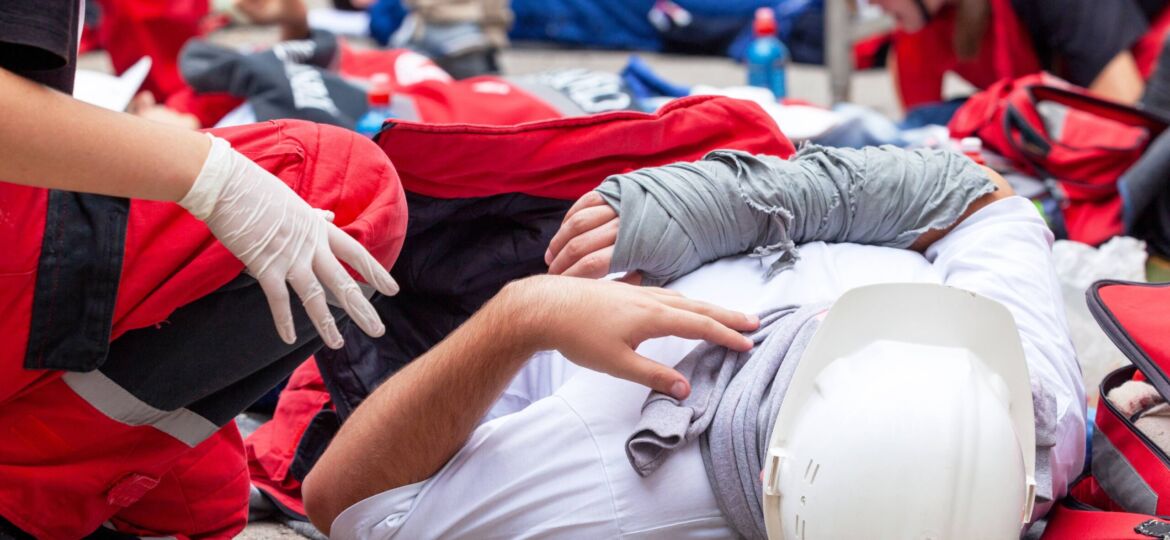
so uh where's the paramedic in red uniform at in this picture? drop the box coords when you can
[0,0,410,537]
[870,0,1170,108]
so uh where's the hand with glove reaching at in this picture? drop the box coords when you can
[0,65,397,350]
[179,135,398,349]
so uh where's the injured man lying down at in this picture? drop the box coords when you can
[303,145,1086,539]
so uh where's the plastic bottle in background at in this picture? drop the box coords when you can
[959,136,986,165]
[746,7,788,99]
[356,73,393,138]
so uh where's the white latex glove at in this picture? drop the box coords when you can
[179,135,398,349]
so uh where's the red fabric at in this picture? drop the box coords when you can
[79,23,102,55]
[246,360,333,518]
[1062,198,1126,248]
[0,185,50,406]
[1042,500,1160,539]
[109,424,250,539]
[852,32,890,71]
[1099,283,1170,375]
[0,120,407,539]
[892,0,1041,108]
[949,74,1165,244]
[896,0,1170,109]
[1133,4,1170,79]
[96,0,210,100]
[1067,476,1130,513]
[1097,387,1170,514]
[339,46,563,125]
[113,121,407,338]
[1046,283,1170,537]
[165,89,245,129]
[379,95,796,200]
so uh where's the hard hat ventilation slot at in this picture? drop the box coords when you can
[804,459,820,484]
[764,451,783,495]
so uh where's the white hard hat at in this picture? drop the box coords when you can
[761,283,1037,540]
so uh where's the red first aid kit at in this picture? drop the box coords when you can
[1043,281,1170,539]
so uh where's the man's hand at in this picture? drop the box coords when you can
[544,192,630,281]
[503,275,758,399]
[304,274,756,532]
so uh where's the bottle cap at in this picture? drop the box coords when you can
[369,72,392,107]
[959,137,982,154]
[754,7,776,36]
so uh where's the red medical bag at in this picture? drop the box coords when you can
[950,74,1169,245]
[1043,281,1170,539]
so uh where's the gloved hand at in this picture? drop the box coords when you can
[179,134,398,349]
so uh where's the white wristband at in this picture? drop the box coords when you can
[178,134,235,221]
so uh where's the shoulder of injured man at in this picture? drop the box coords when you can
[762,284,1036,540]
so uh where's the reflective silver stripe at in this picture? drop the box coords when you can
[62,371,218,448]
[1092,427,1159,514]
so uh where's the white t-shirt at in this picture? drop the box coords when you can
[332,196,1086,539]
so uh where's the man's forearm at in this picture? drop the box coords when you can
[302,283,538,534]
[0,67,209,202]
[595,145,999,285]
[305,274,759,533]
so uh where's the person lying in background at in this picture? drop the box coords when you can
[304,145,1085,539]
[871,0,1170,110]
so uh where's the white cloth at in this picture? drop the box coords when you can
[332,196,1085,539]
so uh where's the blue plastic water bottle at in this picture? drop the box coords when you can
[356,73,393,138]
[746,7,789,98]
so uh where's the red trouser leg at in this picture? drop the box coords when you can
[247,359,334,518]
[109,424,250,539]
[0,120,406,539]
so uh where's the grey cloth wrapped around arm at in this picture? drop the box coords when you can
[594,144,996,286]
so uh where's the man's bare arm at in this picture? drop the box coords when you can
[302,275,759,533]
[302,284,534,534]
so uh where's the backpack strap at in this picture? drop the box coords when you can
[1030,86,1170,138]
[1003,84,1170,196]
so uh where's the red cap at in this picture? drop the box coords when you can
[754,7,776,36]
[369,89,390,106]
